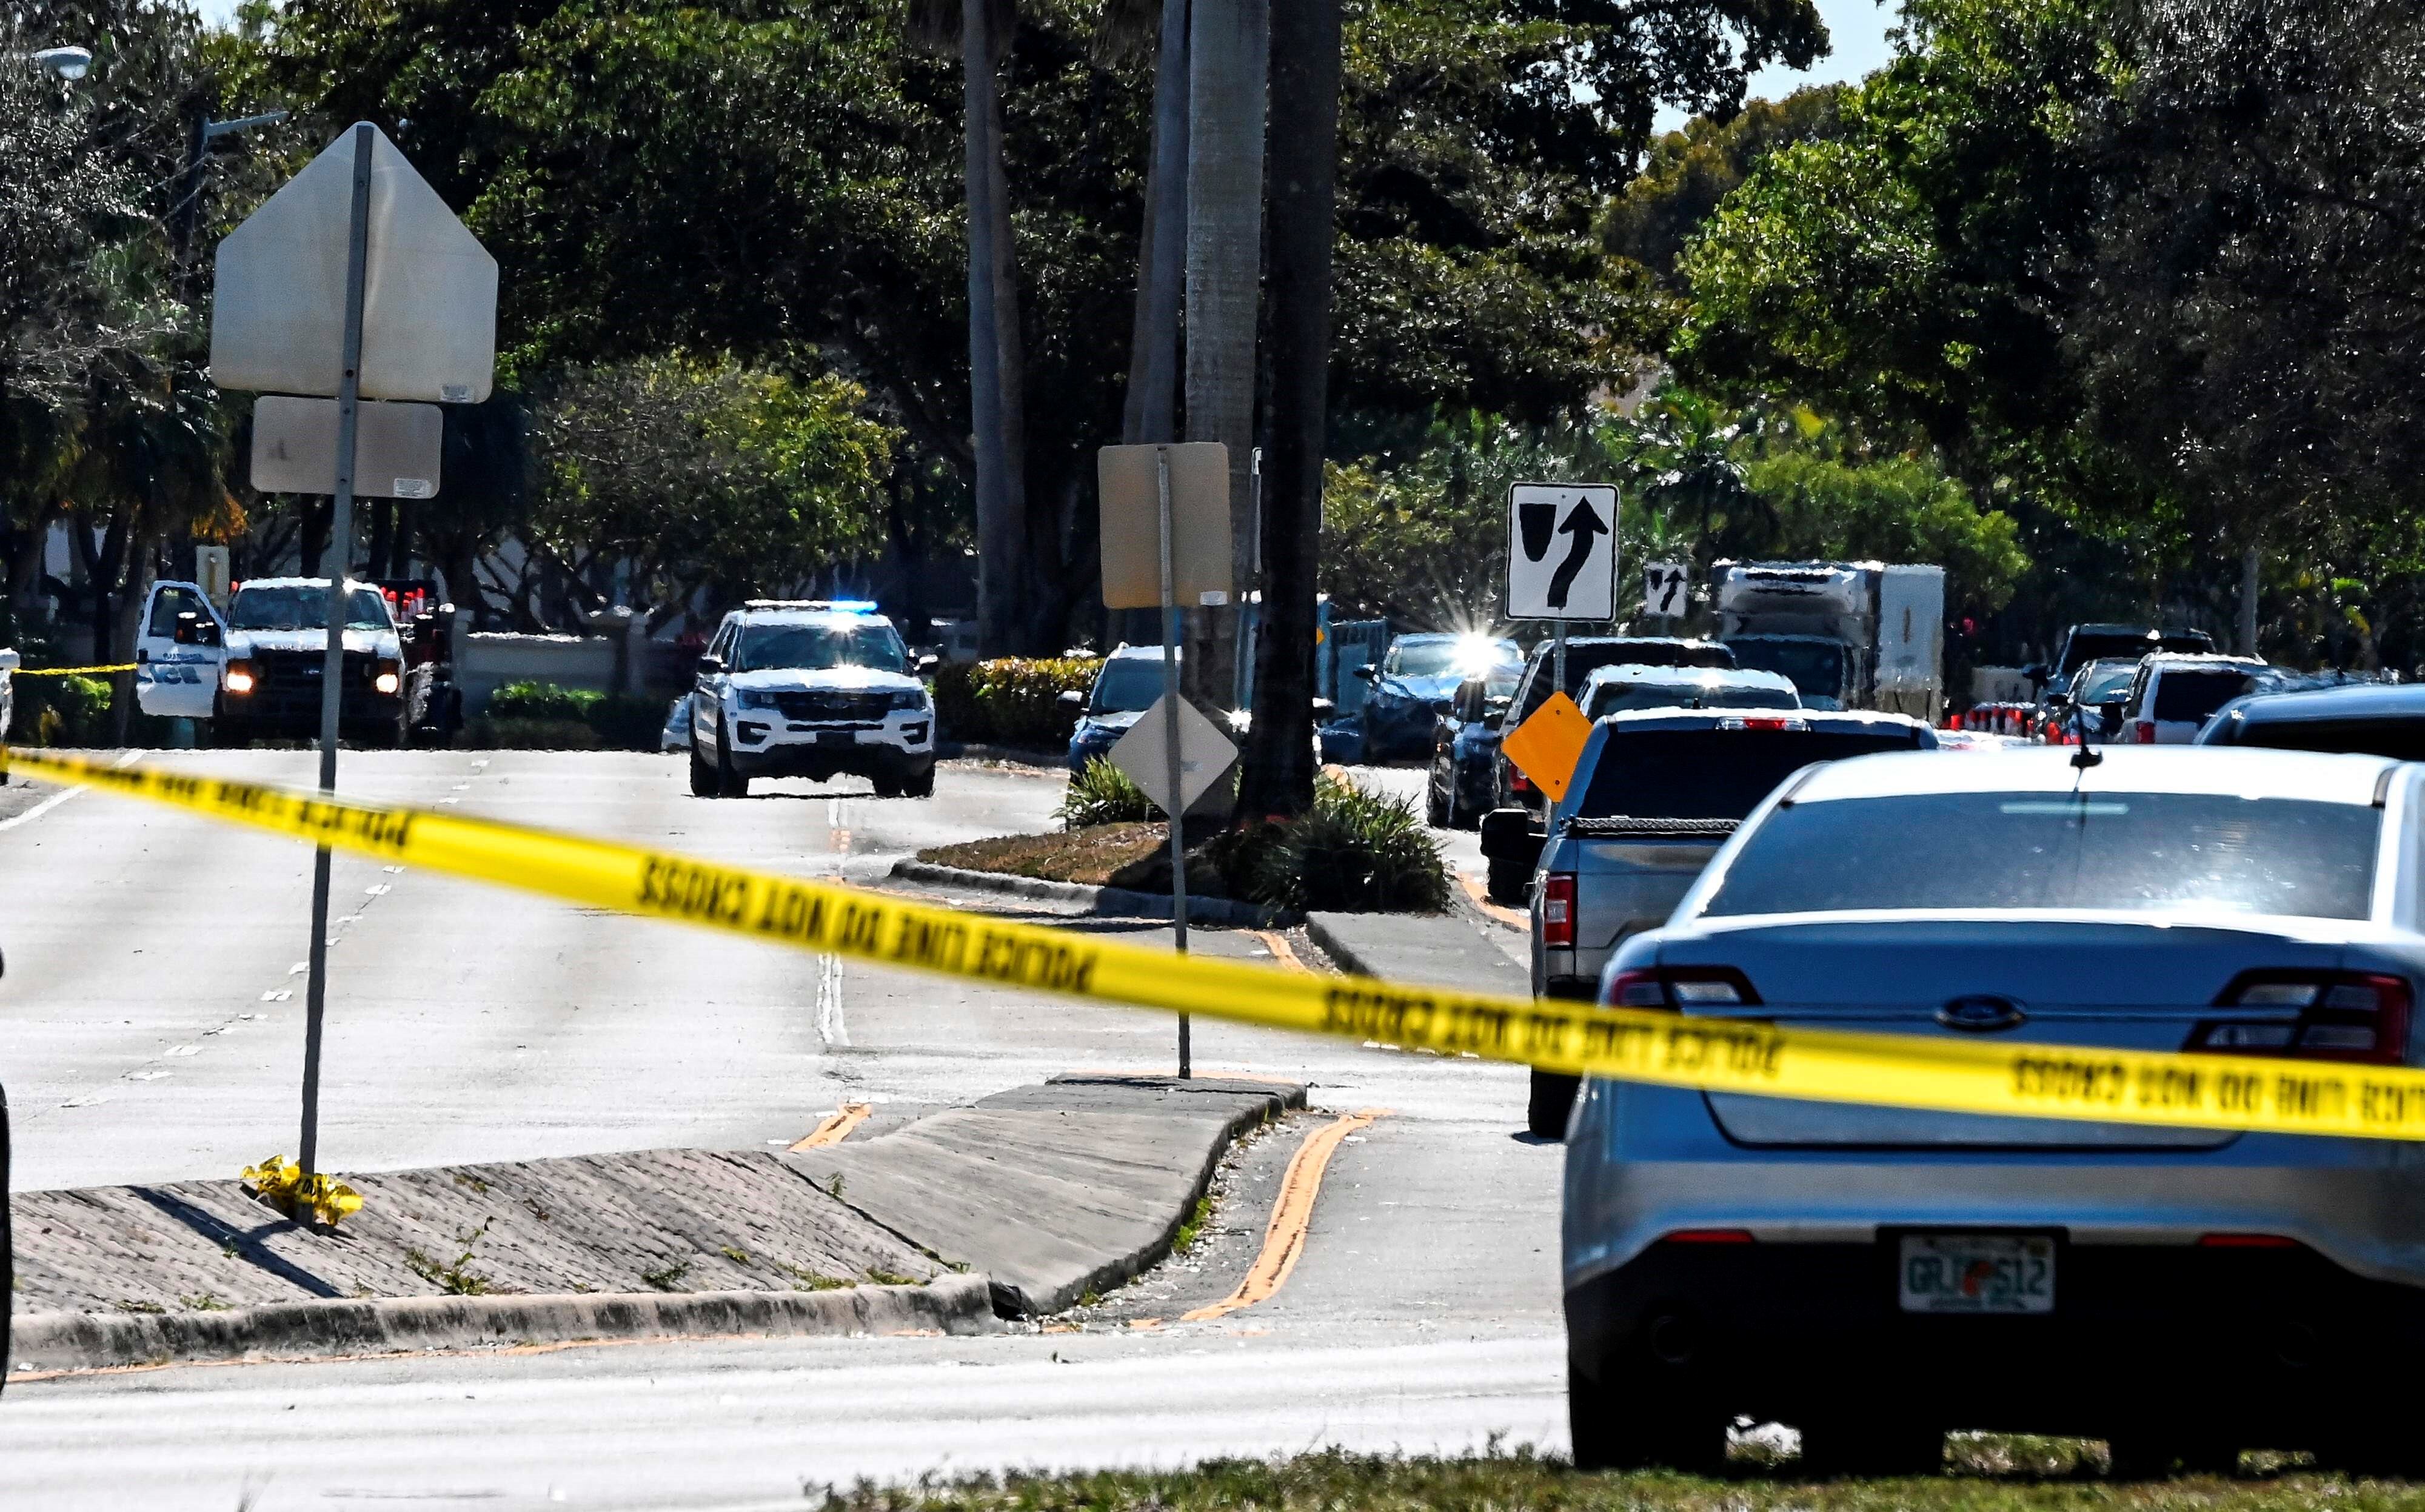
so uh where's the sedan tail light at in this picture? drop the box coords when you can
[1601,968,1762,1010]
[2188,972,2412,1064]
[1540,872,1577,948]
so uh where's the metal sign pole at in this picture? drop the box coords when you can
[1553,622,1568,710]
[1156,447,1191,1080]
[298,121,373,1183]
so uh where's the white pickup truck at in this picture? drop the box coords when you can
[1485,707,1938,1137]
[132,576,436,746]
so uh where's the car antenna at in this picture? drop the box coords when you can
[2067,701,2102,771]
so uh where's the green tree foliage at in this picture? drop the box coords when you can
[1743,451,2027,616]
[1600,86,1847,284]
[525,355,896,623]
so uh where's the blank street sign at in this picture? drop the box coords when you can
[1111,693,1240,817]
[251,396,443,499]
[1097,443,1234,610]
[1507,482,1617,621]
[212,123,497,404]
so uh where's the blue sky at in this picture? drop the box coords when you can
[189,0,1902,123]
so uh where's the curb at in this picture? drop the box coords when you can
[937,743,1066,769]
[1016,1075,1305,1316]
[1300,913,1377,977]
[9,1273,997,1374]
[888,858,1293,928]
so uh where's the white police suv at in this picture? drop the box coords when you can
[687,601,938,798]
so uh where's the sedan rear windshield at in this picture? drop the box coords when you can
[2153,669,2255,723]
[1586,682,1801,718]
[1700,792,2380,920]
[1573,729,1922,822]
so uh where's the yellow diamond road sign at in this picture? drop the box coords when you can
[1500,692,1592,804]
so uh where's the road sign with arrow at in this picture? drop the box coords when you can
[1643,561,1690,618]
[1507,483,1617,621]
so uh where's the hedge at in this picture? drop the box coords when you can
[932,657,1101,751]
[477,681,666,751]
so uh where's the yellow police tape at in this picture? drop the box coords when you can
[9,744,2425,1143]
[8,664,136,677]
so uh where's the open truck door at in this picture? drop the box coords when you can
[133,580,228,720]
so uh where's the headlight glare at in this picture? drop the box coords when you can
[224,661,257,695]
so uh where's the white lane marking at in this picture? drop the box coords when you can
[164,1045,199,1057]
[60,1093,106,1108]
[261,990,291,1002]
[364,884,390,897]
[290,963,309,975]
[0,783,87,834]
[815,953,848,1049]
[125,1071,171,1082]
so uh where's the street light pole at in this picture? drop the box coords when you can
[171,109,288,271]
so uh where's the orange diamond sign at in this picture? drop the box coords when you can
[1500,691,1593,805]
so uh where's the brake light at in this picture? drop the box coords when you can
[1715,715,1808,731]
[2136,720,2155,743]
[1541,873,1577,948]
[2188,972,2412,1064]
[1664,1229,1754,1244]
[1600,968,1760,1009]
[2198,1233,2298,1248]
[1511,771,1533,792]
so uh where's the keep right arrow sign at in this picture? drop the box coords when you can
[1507,482,1617,621]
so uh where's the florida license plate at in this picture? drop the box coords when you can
[1897,1234,2055,1314]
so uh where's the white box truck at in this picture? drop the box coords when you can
[1712,560,1945,723]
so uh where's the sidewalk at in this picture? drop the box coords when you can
[1303,908,1531,998]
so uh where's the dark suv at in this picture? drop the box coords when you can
[1494,638,1734,814]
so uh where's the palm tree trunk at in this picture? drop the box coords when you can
[1237,0,1339,818]
[1183,0,1266,707]
[1123,0,1189,447]
[965,0,1031,657]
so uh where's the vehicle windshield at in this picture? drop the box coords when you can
[1585,681,1801,718]
[1387,636,1516,681]
[1091,657,1166,714]
[1573,729,1921,821]
[732,623,907,674]
[1701,792,2380,920]
[1724,639,1846,708]
[227,584,390,632]
[2229,716,2425,763]
[2071,661,2140,704]
[2153,669,2257,724]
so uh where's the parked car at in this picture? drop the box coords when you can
[687,600,938,798]
[1354,633,1521,763]
[2198,681,2425,761]
[1511,707,1935,1137]
[1496,638,1736,814]
[1065,645,1174,772]
[2115,653,2269,744]
[1425,667,1520,828]
[1567,746,2425,1475]
[1576,665,1800,720]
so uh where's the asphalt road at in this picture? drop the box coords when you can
[0,749,1564,1507]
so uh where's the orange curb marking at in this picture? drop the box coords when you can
[1182,1107,1387,1322]
[1457,868,1531,932]
[1251,930,1311,973]
[790,1103,873,1151]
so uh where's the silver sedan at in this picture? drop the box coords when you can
[1566,746,2425,1476]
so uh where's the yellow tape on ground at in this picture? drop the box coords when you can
[8,664,136,677]
[10,745,2425,1142]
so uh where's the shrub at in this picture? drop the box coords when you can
[1246,775,1450,914]
[486,681,603,723]
[15,673,115,746]
[476,682,662,750]
[1059,757,1157,828]
[932,657,1101,749]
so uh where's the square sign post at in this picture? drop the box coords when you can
[1098,442,1235,1079]
[211,122,496,1193]
[1508,481,1619,740]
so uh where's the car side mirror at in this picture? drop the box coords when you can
[1352,664,1379,683]
[919,654,941,673]
[696,654,724,676]
[1311,698,1336,720]
[1059,688,1085,707]
[2044,691,2072,711]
